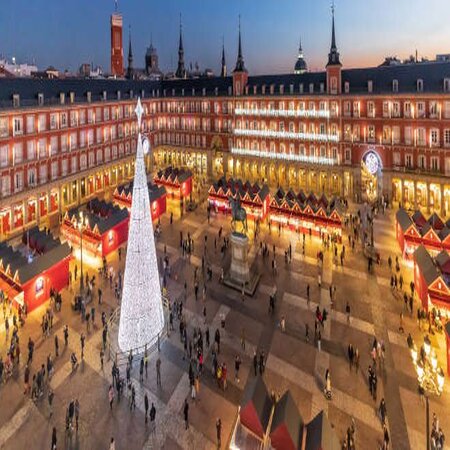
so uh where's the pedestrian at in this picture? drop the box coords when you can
[345,302,351,324]
[63,325,68,346]
[150,402,156,433]
[280,316,286,332]
[183,398,189,430]
[216,418,222,448]
[130,385,136,410]
[139,358,144,382]
[317,330,322,352]
[379,398,387,425]
[108,385,114,410]
[109,437,116,450]
[74,399,79,431]
[253,351,258,376]
[48,388,54,418]
[317,273,321,288]
[54,335,59,357]
[80,333,85,359]
[156,357,161,387]
[144,393,149,424]
[51,427,57,450]
[235,355,241,383]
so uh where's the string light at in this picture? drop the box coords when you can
[233,128,339,143]
[118,98,165,352]
[235,107,331,118]
[231,147,335,165]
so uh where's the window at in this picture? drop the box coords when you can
[38,93,44,106]
[88,109,93,124]
[353,102,360,117]
[344,81,350,93]
[417,128,426,146]
[404,102,411,118]
[13,94,20,108]
[50,136,58,155]
[13,117,23,136]
[70,132,77,150]
[71,156,78,173]
[96,149,103,164]
[27,141,36,161]
[61,159,68,176]
[0,118,8,137]
[80,154,87,170]
[417,102,425,118]
[429,101,438,118]
[418,154,426,170]
[26,115,34,134]
[39,164,48,184]
[405,127,412,145]
[446,157,450,176]
[445,129,450,146]
[79,110,86,125]
[51,161,58,180]
[383,126,391,143]
[392,102,400,118]
[38,138,46,158]
[417,79,424,92]
[38,114,46,132]
[367,101,375,118]
[345,148,351,162]
[0,145,8,167]
[60,112,67,128]
[367,80,373,93]
[405,154,413,168]
[392,79,398,92]
[104,107,110,121]
[13,143,23,164]
[344,102,351,117]
[14,171,23,192]
[430,129,439,146]
[382,102,390,118]
[330,77,337,94]
[368,125,376,142]
[1,175,11,197]
[28,168,36,186]
[392,126,400,144]
[431,156,439,171]
[309,83,314,94]
[88,152,95,167]
[70,111,77,127]
[393,152,400,165]
[344,124,352,141]
[50,114,58,130]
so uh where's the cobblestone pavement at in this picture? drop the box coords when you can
[0,193,448,450]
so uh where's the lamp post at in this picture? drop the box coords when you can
[76,211,89,295]
[408,334,445,450]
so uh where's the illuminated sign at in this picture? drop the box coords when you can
[363,151,380,174]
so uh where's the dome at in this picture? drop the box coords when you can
[294,57,307,73]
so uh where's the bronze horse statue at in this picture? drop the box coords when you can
[229,196,248,234]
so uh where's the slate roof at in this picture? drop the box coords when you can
[396,209,414,232]
[1,58,450,109]
[305,411,340,450]
[414,245,440,285]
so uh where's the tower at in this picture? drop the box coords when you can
[110,6,124,77]
[232,16,248,96]
[326,3,342,94]
[294,37,308,74]
[220,38,227,77]
[175,16,187,79]
[127,27,134,80]
[118,99,165,352]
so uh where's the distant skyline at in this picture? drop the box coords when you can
[1,0,449,75]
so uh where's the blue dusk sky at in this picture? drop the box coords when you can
[0,0,449,75]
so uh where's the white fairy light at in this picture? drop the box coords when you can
[234,107,331,119]
[231,147,335,165]
[118,98,165,352]
[233,128,339,143]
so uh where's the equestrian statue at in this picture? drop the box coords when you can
[229,196,248,234]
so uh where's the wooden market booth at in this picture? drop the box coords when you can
[208,177,270,220]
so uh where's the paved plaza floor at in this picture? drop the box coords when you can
[0,192,449,450]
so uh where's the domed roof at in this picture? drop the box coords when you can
[294,57,307,72]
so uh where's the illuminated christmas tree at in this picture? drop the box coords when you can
[118,98,164,352]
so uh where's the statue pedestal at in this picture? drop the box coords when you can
[229,232,250,284]
[223,231,260,296]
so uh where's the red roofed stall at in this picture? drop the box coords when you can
[0,229,72,311]
[208,177,270,220]
[113,181,167,221]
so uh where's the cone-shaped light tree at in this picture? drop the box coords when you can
[118,98,164,352]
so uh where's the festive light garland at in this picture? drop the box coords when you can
[234,108,332,118]
[230,147,335,165]
[233,128,339,143]
[118,98,165,352]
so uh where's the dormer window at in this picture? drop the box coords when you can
[344,82,350,93]
[253,86,257,95]
[163,89,166,97]
[279,85,284,94]
[172,88,175,96]
[299,83,304,94]
[215,87,219,96]
[392,79,399,93]
[141,90,145,99]
[70,92,75,104]
[86,91,92,103]
[290,84,294,94]
[202,88,206,96]
[262,85,266,95]
[192,88,195,96]
[228,86,232,96]
[417,79,424,92]
[320,83,325,93]
[182,88,185,96]
[309,83,314,94]
[60,93,65,105]
[13,94,20,108]
[117,90,121,100]
[444,78,450,92]
[38,93,44,106]
[270,85,274,95]
[102,91,107,101]
[129,90,134,99]
[368,80,373,93]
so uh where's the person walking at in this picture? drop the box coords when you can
[54,335,59,358]
[130,385,136,410]
[144,393,149,424]
[235,355,241,383]
[183,399,189,430]
[108,385,114,410]
[156,357,161,387]
[253,351,258,376]
[345,302,351,324]
[74,399,80,432]
[80,333,85,360]
[139,358,144,383]
[48,388,54,418]
[150,402,156,433]
[216,418,222,448]
[379,398,387,425]
[51,427,57,450]
[109,437,116,450]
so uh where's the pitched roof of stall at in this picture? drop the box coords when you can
[414,245,440,285]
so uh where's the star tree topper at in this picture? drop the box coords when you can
[135,97,144,131]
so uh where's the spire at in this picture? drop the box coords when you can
[234,15,247,73]
[127,26,134,79]
[221,37,227,77]
[176,14,186,78]
[327,2,341,66]
[294,35,308,74]
[118,98,165,352]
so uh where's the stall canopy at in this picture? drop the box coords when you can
[305,411,340,450]
[154,166,192,199]
[239,376,273,439]
[269,391,304,450]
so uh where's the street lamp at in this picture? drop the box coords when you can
[408,334,445,450]
[75,211,89,295]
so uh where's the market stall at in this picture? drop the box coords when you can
[113,181,167,221]
[304,411,341,450]
[0,230,71,312]
[208,177,270,220]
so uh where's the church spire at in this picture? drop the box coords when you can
[234,15,247,73]
[127,26,134,79]
[176,14,186,78]
[221,37,227,77]
[327,2,341,66]
[294,35,307,74]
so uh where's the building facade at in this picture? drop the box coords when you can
[1,15,450,241]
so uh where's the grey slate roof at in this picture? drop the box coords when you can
[305,411,340,450]
[396,209,414,232]
[414,245,440,285]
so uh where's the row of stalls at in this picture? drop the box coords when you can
[0,227,71,312]
[113,181,167,221]
[61,200,129,259]
[396,209,450,258]
[208,178,344,239]
[231,376,340,450]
